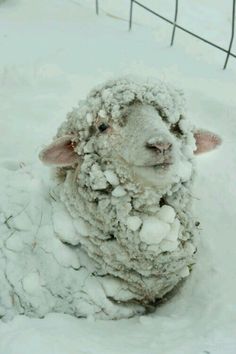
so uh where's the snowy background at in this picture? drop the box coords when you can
[0,0,236,353]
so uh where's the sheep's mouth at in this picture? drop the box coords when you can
[144,161,173,169]
[133,162,173,170]
[151,162,173,170]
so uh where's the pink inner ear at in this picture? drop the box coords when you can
[194,130,222,155]
[39,136,79,166]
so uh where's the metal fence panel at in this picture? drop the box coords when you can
[95,0,236,69]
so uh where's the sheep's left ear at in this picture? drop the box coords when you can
[194,130,222,155]
[39,135,80,166]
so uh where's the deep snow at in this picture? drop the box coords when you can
[0,0,236,353]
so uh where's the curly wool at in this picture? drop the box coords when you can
[53,77,198,305]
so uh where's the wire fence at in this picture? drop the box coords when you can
[95,0,236,69]
[95,0,99,15]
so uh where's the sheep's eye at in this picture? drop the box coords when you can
[170,123,183,136]
[98,123,110,133]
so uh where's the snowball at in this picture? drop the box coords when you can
[180,266,190,278]
[165,219,180,242]
[159,239,179,252]
[112,186,126,197]
[157,205,176,224]
[139,217,170,245]
[104,170,119,186]
[126,216,142,231]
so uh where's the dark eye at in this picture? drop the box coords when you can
[170,123,183,136]
[98,123,110,133]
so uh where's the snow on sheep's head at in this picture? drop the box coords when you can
[39,77,221,190]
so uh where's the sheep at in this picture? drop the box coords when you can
[0,77,221,320]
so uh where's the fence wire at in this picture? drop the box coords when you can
[95,0,99,15]
[95,0,236,69]
[129,0,236,69]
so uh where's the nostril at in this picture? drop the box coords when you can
[156,146,163,153]
[146,142,172,153]
[162,143,172,152]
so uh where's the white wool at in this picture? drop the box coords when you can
[112,186,127,197]
[0,77,198,320]
[104,170,120,186]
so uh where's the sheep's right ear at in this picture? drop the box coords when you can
[193,130,222,155]
[39,135,80,167]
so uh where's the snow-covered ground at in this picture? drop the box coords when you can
[0,0,236,353]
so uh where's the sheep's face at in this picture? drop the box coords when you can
[93,103,188,187]
[97,104,175,166]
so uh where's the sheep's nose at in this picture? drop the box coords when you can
[146,141,172,153]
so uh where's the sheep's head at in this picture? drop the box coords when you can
[39,78,221,190]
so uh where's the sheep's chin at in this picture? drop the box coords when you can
[132,164,174,188]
